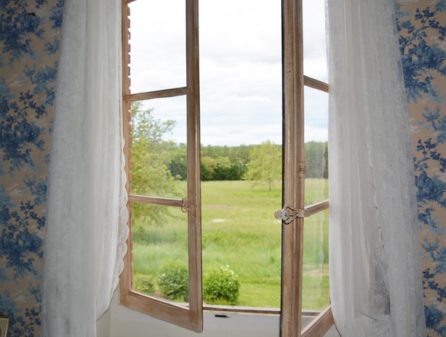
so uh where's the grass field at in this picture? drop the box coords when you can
[132,179,329,310]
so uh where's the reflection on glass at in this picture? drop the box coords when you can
[302,210,330,312]
[303,0,328,81]
[131,203,189,303]
[304,87,328,205]
[130,97,187,198]
[200,0,282,309]
[129,0,186,93]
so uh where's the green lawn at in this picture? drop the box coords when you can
[132,179,329,311]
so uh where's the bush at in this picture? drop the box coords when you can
[204,266,240,305]
[157,264,188,301]
[134,273,155,294]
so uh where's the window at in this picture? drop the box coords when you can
[120,0,333,336]
[120,0,202,331]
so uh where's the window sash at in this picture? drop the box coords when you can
[120,0,203,332]
[281,0,332,335]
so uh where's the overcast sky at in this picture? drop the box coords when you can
[129,0,328,146]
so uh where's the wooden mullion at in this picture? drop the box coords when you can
[204,305,280,315]
[281,0,305,335]
[128,195,185,208]
[125,87,188,102]
[304,200,329,217]
[303,75,329,93]
[185,0,203,332]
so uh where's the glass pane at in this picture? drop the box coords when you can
[129,0,186,93]
[302,210,330,312]
[303,0,328,82]
[305,87,328,205]
[131,203,189,303]
[130,97,187,198]
[200,0,282,309]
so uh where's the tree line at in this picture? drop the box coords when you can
[167,141,328,182]
[130,103,328,195]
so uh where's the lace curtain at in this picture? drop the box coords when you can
[42,0,128,335]
[326,0,426,336]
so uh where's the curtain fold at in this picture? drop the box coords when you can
[326,0,426,336]
[42,0,128,335]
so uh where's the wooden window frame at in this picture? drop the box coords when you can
[279,0,333,335]
[120,0,334,335]
[120,0,203,332]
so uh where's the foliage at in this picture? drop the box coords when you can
[133,273,155,294]
[201,145,251,167]
[306,141,328,179]
[204,266,240,305]
[133,180,329,309]
[210,159,245,181]
[245,141,281,190]
[165,142,328,182]
[167,152,247,181]
[168,153,187,180]
[157,264,189,301]
[130,101,181,224]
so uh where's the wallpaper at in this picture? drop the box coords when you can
[397,1,446,336]
[0,1,63,336]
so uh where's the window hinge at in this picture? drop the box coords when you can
[274,206,306,224]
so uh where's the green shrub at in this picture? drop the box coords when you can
[133,273,155,294]
[157,264,188,301]
[204,266,240,305]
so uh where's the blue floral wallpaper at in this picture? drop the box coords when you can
[0,1,63,336]
[397,1,446,336]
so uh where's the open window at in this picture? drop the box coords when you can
[120,0,333,335]
[120,0,202,331]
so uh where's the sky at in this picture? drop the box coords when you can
[128,0,328,146]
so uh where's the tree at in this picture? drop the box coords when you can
[303,141,329,178]
[130,102,180,225]
[245,141,281,191]
[323,143,328,179]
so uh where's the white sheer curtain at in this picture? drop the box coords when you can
[42,0,128,335]
[327,0,426,336]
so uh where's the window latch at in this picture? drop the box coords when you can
[274,206,305,224]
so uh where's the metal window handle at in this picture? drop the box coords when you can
[274,206,305,225]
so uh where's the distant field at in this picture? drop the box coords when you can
[132,179,329,310]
